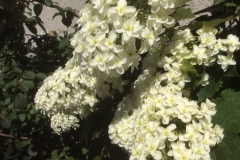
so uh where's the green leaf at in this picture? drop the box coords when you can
[210,142,231,160]
[55,6,65,18]
[180,59,199,77]
[82,148,88,155]
[66,11,74,19]
[210,151,216,160]
[27,114,31,120]
[13,67,22,73]
[25,18,37,23]
[36,72,46,80]
[66,157,75,160]
[225,3,237,7]
[12,60,18,67]
[93,156,100,160]
[34,16,43,23]
[30,108,39,115]
[64,7,73,11]
[1,118,11,129]
[34,4,43,16]
[35,114,41,124]
[1,108,8,115]
[5,98,11,104]
[19,113,26,122]
[28,146,37,156]
[197,78,221,102]
[173,8,195,21]
[203,15,235,27]
[62,18,72,27]
[59,37,69,50]
[221,89,240,101]
[68,32,75,39]
[63,147,69,152]
[212,97,240,159]
[224,66,239,77]
[5,80,17,90]
[44,0,53,6]
[53,12,61,19]
[26,24,37,35]
[37,22,47,34]
[92,131,101,140]
[59,152,66,158]
[186,21,203,30]
[19,80,35,92]
[9,112,17,120]
[193,73,207,89]
[15,141,30,150]
[8,102,14,109]
[19,81,29,93]
[1,66,10,73]
[27,103,33,110]
[14,93,28,109]
[51,150,59,160]
[22,71,35,80]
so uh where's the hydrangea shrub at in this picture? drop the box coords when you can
[33,0,240,159]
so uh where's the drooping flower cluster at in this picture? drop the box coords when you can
[35,57,129,134]
[109,73,223,159]
[108,27,239,160]
[70,0,183,77]
[164,26,240,71]
[34,60,98,134]
[50,112,80,135]
[71,0,140,77]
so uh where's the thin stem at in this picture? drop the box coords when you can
[0,133,28,140]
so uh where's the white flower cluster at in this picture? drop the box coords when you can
[35,57,129,134]
[70,0,183,77]
[164,26,240,71]
[34,58,128,134]
[34,60,100,134]
[108,26,239,160]
[50,112,80,135]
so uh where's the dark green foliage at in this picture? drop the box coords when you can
[0,0,76,159]
[44,0,53,6]
[210,90,240,160]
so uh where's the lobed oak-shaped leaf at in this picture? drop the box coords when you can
[211,90,240,160]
